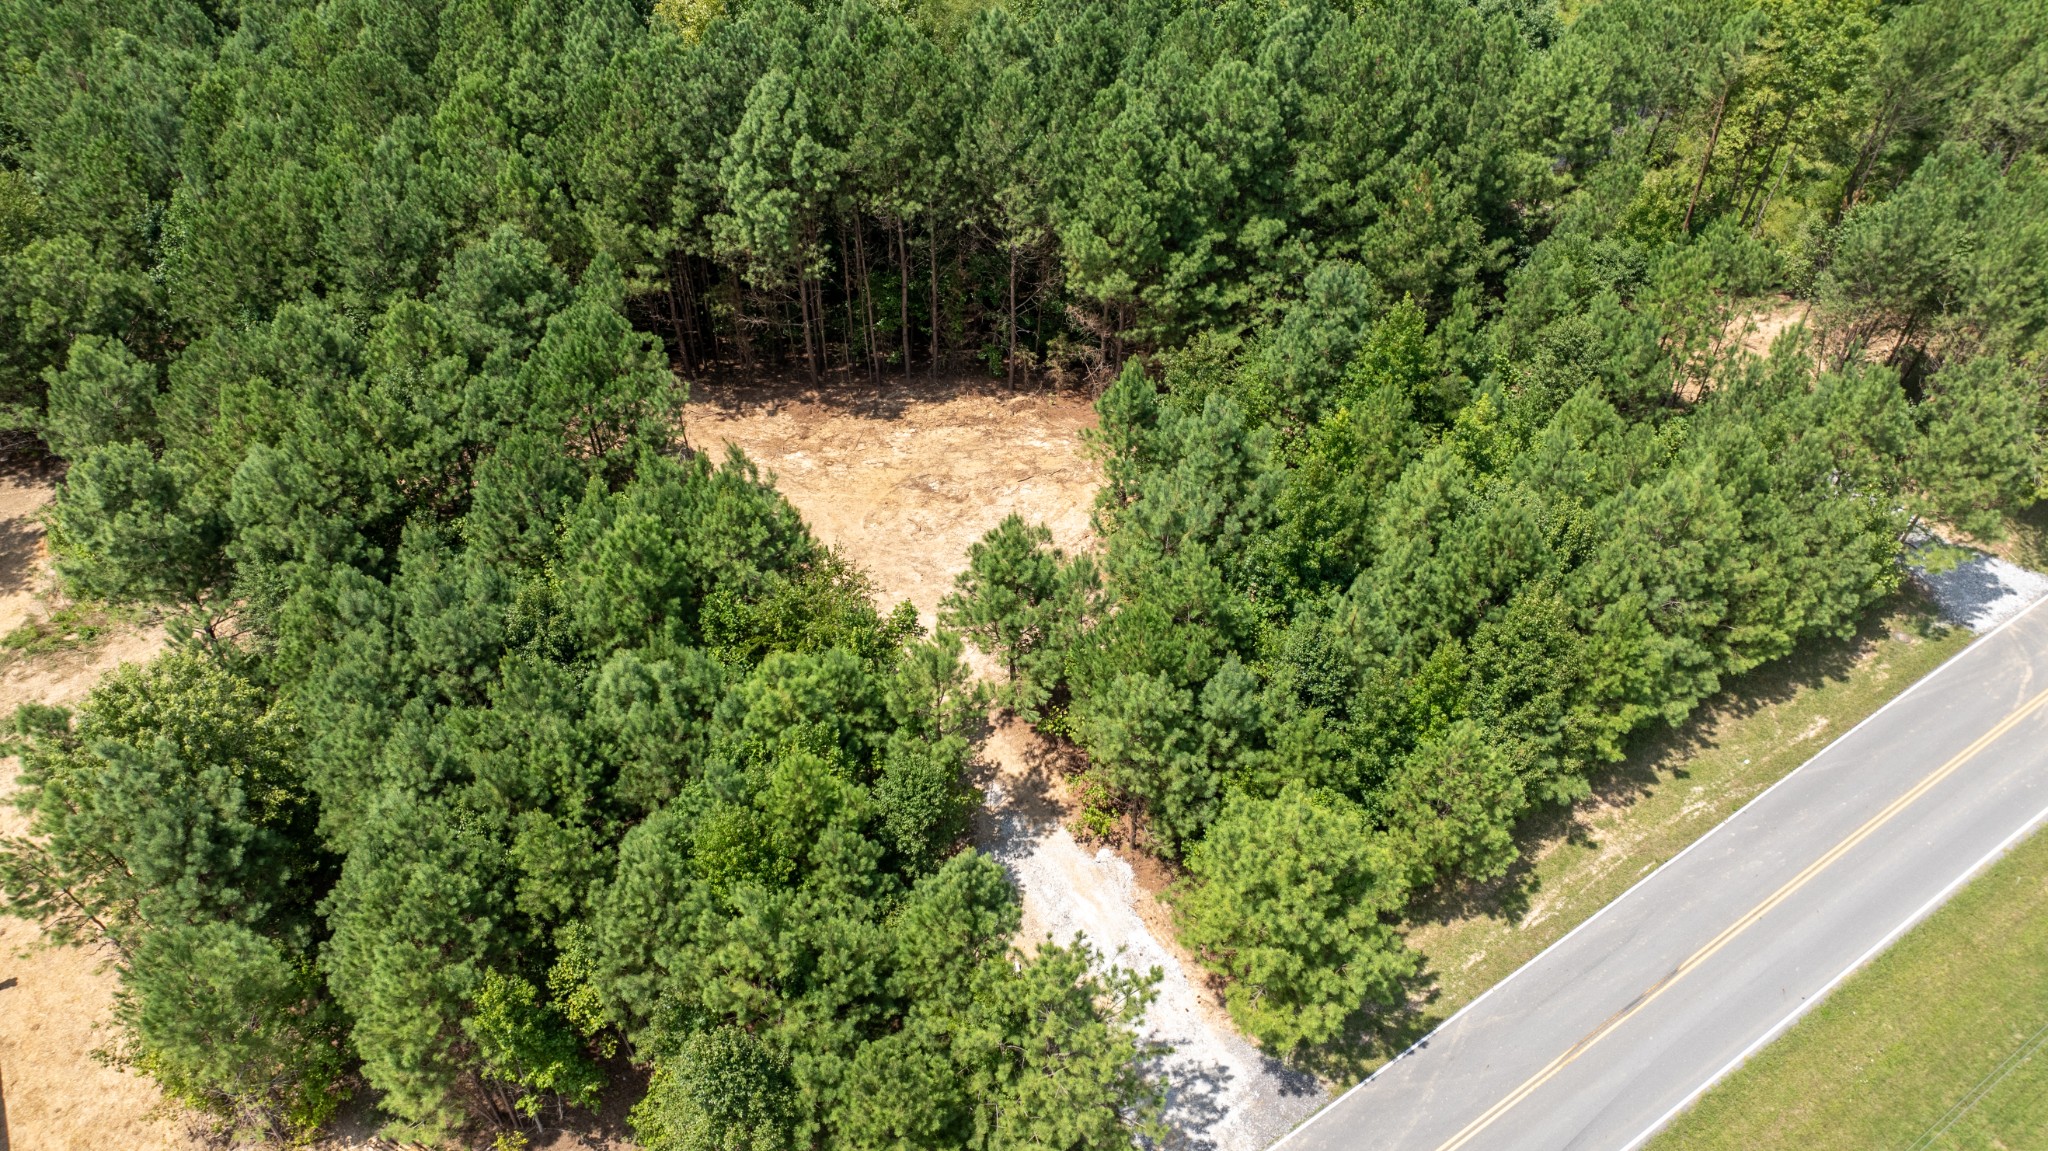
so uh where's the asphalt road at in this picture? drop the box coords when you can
[1279,595,2048,1151]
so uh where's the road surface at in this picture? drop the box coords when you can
[1280,595,2048,1151]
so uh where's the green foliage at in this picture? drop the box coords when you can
[465,968,606,1122]
[44,443,229,615]
[940,513,1090,712]
[5,0,2046,1126]
[1912,355,2042,536]
[42,334,159,458]
[873,734,980,876]
[0,653,320,951]
[0,653,339,1137]
[117,920,352,1145]
[1175,786,1416,1052]
[1381,723,1529,889]
[942,514,1060,679]
[948,0,2048,1055]
[631,1027,797,1151]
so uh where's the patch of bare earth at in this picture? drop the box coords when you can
[1733,296,1813,359]
[689,379,1325,1150]
[685,379,1097,630]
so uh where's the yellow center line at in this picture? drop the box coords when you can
[1430,681,2048,1151]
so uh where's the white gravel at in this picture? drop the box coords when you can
[981,769,1327,1150]
[1908,541,2048,632]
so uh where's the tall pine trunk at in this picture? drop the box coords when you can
[798,273,819,380]
[1720,105,1771,214]
[1840,101,1898,220]
[854,219,877,379]
[838,218,855,374]
[731,279,756,377]
[1007,241,1018,389]
[896,219,912,375]
[664,270,692,377]
[1747,110,1796,218]
[674,254,705,373]
[1684,87,1731,233]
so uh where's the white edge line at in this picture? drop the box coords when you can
[1613,795,2048,1151]
[1269,591,2048,1151]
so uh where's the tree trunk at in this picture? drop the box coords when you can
[731,280,755,377]
[1840,101,1897,220]
[839,218,856,373]
[797,274,819,380]
[664,271,693,377]
[1683,87,1731,234]
[1751,134,1796,236]
[1720,105,1772,215]
[675,254,706,372]
[895,219,912,375]
[1738,110,1795,224]
[854,218,877,379]
[928,219,939,379]
[1888,309,1922,370]
[809,275,822,373]
[1007,241,1018,389]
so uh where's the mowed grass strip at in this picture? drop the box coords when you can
[1352,593,1974,1072]
[1648,817,2048,1151]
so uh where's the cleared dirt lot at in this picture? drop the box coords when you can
[685,379,1100,628]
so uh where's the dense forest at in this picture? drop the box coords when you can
[1,0,2042,1145]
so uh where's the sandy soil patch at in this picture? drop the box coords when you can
[1733,297,1813,359]
[684,380,1099,629]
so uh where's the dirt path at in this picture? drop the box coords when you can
[689,380,1326,1150]
[973,722,1327,1150]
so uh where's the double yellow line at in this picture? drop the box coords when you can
[1431,681,2048,1151]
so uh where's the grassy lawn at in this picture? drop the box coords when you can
[1649,817,2048,1151]
[1341,591,1976,1076]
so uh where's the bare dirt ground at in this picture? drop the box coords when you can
[1733,296,1813,359]
[685,379,1099,629]
[0,463,184,1151]
[690,379,1325,1150]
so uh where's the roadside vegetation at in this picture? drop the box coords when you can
[0,0,2043,1145]
[1650,818,2048,1151]
[1391,593,1970,1067]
